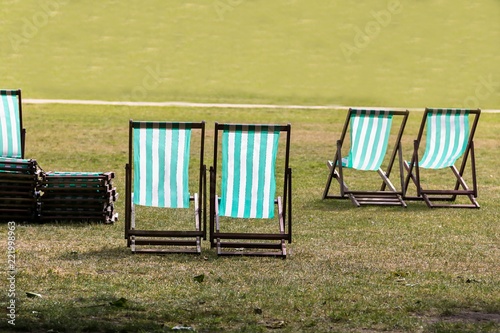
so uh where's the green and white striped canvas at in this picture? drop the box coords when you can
[419,109,470,169]
[0,90,22,158]
[343,110,393,171]
[133,122,191,208]
[219,125,280,219]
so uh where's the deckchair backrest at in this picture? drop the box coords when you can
[419,109,470,169]
[132,122,192,208]
[219,124,280,219]
[0,90,23,158]
[343,109,393,171]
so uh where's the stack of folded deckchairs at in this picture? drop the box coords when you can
[0,157,40,222]
[38,171,118,224]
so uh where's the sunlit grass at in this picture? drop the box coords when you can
[0,104,498,332]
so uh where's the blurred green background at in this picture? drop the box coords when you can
[1,0,499,108]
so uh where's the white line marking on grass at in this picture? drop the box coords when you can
[23,99,500,112]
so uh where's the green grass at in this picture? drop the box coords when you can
[1,0,499,108]
[0,104,499,332]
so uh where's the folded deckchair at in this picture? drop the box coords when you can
[323,109,409,207]
[0,89,25,159]
[125,121,206,254]
[209,123,292,258]
[38,171,118,223]
[0,157,39,222]
[404,108,481,208]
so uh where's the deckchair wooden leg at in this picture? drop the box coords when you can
[194,193,201,254]
[322,160,336,199]
[377,168,407,207]
[277,196,287,258]
[214,195,222,256]
[131,236,136,253]
[348,193,361,207]
[445,165,479,208]
[324,160,349,200]
[131,200,136,229]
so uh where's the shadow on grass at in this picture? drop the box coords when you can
[33,219,116,227]
[418,309,500,333]
[58,244,222,263]
[8,219,116,229]
[58,245,130,260]
[305,197,432,212]
[0,295,169,333]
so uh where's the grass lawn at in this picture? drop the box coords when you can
[0,104,499,332]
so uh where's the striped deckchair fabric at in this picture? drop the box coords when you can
[219,124,280,219]
[343,110,393,171]
[125,120,206,254]
[404,108,481,208]
[0,90,23,158]
[418,109,469,169]
[323,108,409,207]
[210,123,292,258]
[132,122,192,208]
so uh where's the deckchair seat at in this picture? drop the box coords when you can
[0,90,31,221]
[0,90,25,159]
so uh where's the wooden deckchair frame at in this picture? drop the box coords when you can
[124,120,207,254]
[0,89,26,159]
[209,123,292,258]
[404,108,481,208]
[323,109,409,207]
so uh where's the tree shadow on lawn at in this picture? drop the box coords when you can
[418,310,500,332]
[1,294,167,333]
[22,218,116,227]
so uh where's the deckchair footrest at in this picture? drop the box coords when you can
[356,199,404,204]
[324,193,403,199]
[129,230,203,238]
[404,195,455,201]
[217,241,286,257]
[324,194,406,206]
[217,250,286,258]
[217,241,284,250]
[213,232,287,241]
[131,236,201,254]
[425,203,479,208]
[346,191,403,196]
[132,239,200,246]
[420,190,475,195]
[132,248,200,254]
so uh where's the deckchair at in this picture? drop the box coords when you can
[0,89,25,158]
[404,108,481,208]
[209,123,292,258]
[323,109,409,207]
[125,120,206,254]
